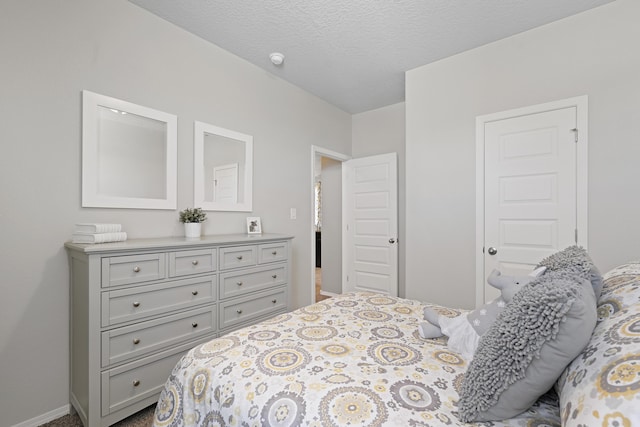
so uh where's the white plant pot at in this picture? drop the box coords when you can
[184,223,202,239]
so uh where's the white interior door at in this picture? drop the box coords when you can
[213,163,238,203]
[343,153,398,296]
[482,104,584,302]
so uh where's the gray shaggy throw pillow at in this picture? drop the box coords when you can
[537,245,604,300]
[457,270,597,422]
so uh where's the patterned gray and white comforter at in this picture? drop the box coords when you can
[153,292,560,426]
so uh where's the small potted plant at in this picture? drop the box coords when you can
[179,207,207,238]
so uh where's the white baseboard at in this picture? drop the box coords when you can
[320,290,339,297]
[11,404,70,427]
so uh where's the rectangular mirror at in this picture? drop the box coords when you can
[194,121,253,211]
[82,90,177,209]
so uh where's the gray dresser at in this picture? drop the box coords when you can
[65,233,293,427]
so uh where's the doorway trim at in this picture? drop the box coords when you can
[310,145,351,304]
[475,96,588,308]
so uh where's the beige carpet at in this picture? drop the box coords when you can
[39,404,155,427]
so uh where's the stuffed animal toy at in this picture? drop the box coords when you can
[418,267,546,358]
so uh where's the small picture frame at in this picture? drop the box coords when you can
[246,217,262,234]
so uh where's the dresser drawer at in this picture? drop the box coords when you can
[219,287,287,331]
[101,339,208,417]
[102,253,165,288]
[219,245,257,270]
[102,276,216,327]
[219,264,287,299]
[258,242,288,264]
[169,248,217,277]
[101,306,215,367]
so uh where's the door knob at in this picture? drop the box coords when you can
[389,238,396,244]
[487,247,498,255]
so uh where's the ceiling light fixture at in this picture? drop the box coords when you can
[269,52,285,66]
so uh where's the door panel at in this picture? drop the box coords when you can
[343,153,398,296]
[213,163,238,203]
[484,107,577,301]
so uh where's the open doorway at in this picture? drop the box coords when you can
[311,146,350,303]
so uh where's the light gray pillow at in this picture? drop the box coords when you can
[457,270,597,422]
[536,245,604,300]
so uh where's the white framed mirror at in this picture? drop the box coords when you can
[194,121,253,212]
[82,90,177,209]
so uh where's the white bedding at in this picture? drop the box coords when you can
[153,292,560,426]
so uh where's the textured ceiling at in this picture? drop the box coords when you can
[129,0,614,113]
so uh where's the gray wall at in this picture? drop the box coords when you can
[319,157,342,295]
[405,0,640,309]
[0,0,351,425]
[352,103,406,296]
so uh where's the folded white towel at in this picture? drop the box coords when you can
[75,223,122,233]
[72,232,127,244]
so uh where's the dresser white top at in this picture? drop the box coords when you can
[65,233,294,254]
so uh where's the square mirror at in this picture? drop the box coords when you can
[82,90,177,209]
[194,121,253,211]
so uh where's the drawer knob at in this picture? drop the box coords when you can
[236,281,243,286]
[272,251,277,255]
[272,274,277,279]
[133,380,140,387]
[192,260,199,266]
[236,309,243,314]
[133,266,141,273]
[192,322,198,328]
[272,299,277,304]
[236,255,243,260]
[192,290,198,296]
[133,338,140,345]
[132,301,141,308]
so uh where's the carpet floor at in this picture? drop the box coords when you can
[38,404,155,427]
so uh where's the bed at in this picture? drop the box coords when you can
[152,291,562,426]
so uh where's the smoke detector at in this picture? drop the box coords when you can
[269,52,285,66]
